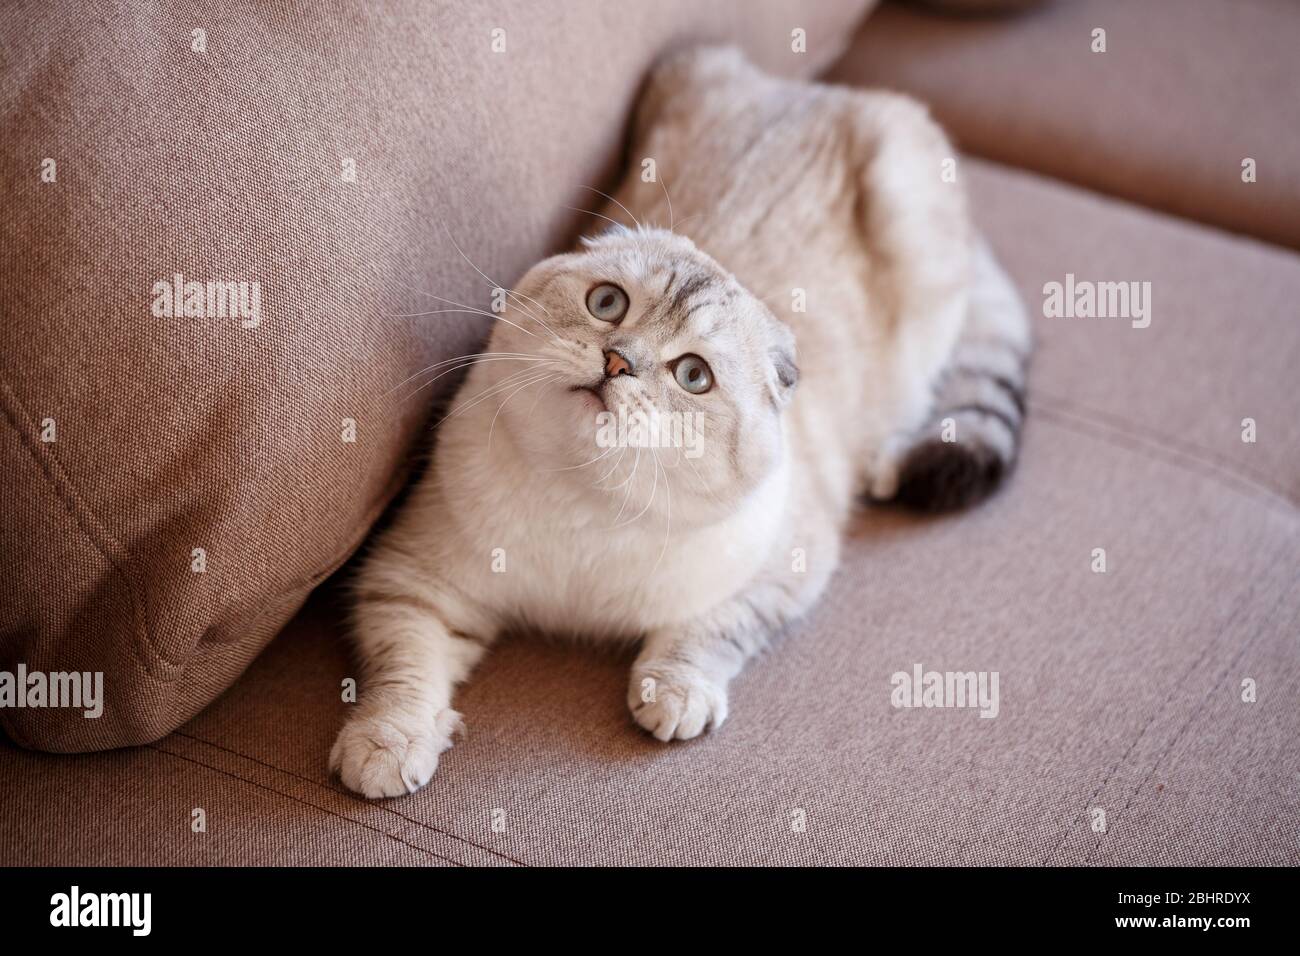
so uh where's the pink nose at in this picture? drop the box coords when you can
[604,350,633,378]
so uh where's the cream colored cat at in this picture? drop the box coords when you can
[331,47,1030,798]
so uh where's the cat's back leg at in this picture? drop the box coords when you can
[845,88,974,396]
[838,89,1031,509]
[889,237,1031,510]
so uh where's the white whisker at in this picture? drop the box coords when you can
[523,372,556,421]
[545,444,615,473]
[684,456,725,510]
[439,223,564,342]
[382,351,545,398]
[436,365,558,428]
[610,448,641,523]
[510,288,554,319]
[565,205,632,235]
[595,445,628,487]
[388,308,495,319]
[578,184,643,232]
[612,442,658,529]
[488,373,559,450]
[643,449,672,580]
[387,276,541,341]
[394,357,555,406]
[657,171,675,233]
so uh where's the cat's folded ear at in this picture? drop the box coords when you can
[766,320,799,410]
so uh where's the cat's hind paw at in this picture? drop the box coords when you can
[330,708,462,798]
[867,440,904,501]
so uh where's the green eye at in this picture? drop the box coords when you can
[586,283,628,322]
[672,354,713,394]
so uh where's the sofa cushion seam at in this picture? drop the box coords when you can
[1041,546,1289,864]
[145,743,462,866]
[1031,390,1297,508]
[0,373,157,674]
[1081,579,1292,863]
[1029,398,1297,513]
[171,730,527,866]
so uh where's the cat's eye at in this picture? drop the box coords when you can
[586,283,629,323]
[672,354,713,394]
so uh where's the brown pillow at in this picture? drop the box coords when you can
[0,0,874,751]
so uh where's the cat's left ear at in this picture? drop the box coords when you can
[766,320,799,410]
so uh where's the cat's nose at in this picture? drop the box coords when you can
[604,349,634,378]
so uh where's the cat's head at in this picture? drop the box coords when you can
[483,226,797,524]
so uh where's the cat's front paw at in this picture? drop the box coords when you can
[628,665,729,742]
[330,707,462,798]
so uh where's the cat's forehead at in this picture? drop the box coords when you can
[629,264,740,342]
[585,235,712,283]
[585,238,739,313]
[553,229,764,347]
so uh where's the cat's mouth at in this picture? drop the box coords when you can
[570,383,608,413]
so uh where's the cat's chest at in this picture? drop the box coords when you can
[488,518,768,640]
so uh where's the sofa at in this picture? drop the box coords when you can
[2,0,1296,865]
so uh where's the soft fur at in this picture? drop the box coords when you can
[331,47,1030,798]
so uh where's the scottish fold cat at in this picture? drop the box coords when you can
[332,47,1029,797]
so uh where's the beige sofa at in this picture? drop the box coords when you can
[1,0,1296,865]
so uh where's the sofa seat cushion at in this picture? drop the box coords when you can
[3,158,1296,864]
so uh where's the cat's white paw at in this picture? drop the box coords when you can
[628,666,729,742]
[330,708,462,798]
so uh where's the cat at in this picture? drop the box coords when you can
[331,46,1030,798]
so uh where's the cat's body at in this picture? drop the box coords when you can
[331,48,1030,798]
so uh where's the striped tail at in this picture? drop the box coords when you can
[895,239,1032,512]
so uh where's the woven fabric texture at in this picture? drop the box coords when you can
[3,157,1296,864]
[827,0,1300,250]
